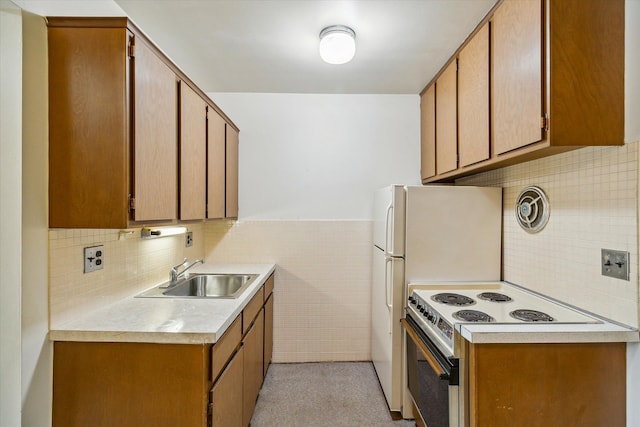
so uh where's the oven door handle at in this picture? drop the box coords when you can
[401,318,448,379]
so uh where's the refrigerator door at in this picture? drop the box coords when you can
[371,246,405,411]
[404,185,502,282]
[373,185,406,256]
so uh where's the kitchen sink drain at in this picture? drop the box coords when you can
[515,186,549,233]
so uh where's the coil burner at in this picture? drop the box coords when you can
[452,310,495,322]
[477,292,512,303]
[510,309,554,322]
[432,293,475,306]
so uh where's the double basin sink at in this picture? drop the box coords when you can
[136,273,259,299]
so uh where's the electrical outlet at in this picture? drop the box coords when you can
[84,245,104,273]
[185,231,193,247]
[601,249,629,280]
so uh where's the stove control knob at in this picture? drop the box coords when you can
[416,305,423,311]
[408,296,415,304]
[427,314,434,322]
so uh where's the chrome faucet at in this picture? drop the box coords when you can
[166,258,204,288]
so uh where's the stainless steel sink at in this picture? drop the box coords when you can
[136,274,259,299]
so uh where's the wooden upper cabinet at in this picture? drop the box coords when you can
[132,38,178,222]
[492,0,543,155]
[207,109,226,219]
[48,24,131,228]
[421,0,623,184]
[179,81,207,220]
[420,85,436,181]
[225,125,239,219]
[458,23,490,167]
[435,60,458,175]
[47,17,239,228]
[547,0,624,146]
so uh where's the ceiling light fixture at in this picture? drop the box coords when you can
[319,25,356,65]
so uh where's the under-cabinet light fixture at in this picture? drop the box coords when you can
[319,25,356,65]
[141,226,188,239]
[118,230,136,241]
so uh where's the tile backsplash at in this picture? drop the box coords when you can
[458,142,639,327]
[205,220,372,363]
[49,224,205,327]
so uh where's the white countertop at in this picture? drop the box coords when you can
[456,321,639,345]
[48,263,276,345]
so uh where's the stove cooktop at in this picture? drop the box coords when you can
[406,282,601,357]
[411,282,598,325]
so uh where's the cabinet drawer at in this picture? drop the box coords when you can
[264,274,274,301]
[212,315,241,383]
[243,287,264,334]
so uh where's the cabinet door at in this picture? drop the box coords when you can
[492,0,542,155]
[179,81,207,220]
[133,38,178,221]
[48,26,130,228]
[207,108,226,219]
[458,23,490,167]
[242,309,264,427]
[420,85,436,181]
[225,125,239,218]
[210,345,244,427]
[263,294,274,376]
[435,60,458,175]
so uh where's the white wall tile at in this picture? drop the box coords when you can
[459,142,639,327]
[205,220,372,363]
[49,224,205,327]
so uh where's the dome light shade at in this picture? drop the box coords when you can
[319,25,356,65]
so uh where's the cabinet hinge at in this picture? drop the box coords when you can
[541,114,549,132]
[127,37,135,58]
[128,196,136,211]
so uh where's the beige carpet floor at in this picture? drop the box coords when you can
[250,362,416,427]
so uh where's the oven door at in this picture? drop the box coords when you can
[401,314,459,427]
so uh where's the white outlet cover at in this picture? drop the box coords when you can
[84,245,104,273]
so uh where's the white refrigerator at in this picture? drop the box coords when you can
[371,185,502,415]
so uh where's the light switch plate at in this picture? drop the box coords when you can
[601,248,629,280]
[84,245,104,273]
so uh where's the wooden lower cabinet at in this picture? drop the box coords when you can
[52,342,212,427]
[52,274,275,427]
[210,345,244,427]
[243,308,265,426]
[264,294,274,376]
[467,342,626,427]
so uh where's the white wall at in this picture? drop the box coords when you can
[626,2,640,425]
[0,2,23,425]
[209,93,420,220]
[21,11,51,427]
[204,93,419,363]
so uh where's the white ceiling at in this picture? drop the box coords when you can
[16,0,499,94]
[113,0,498,94]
